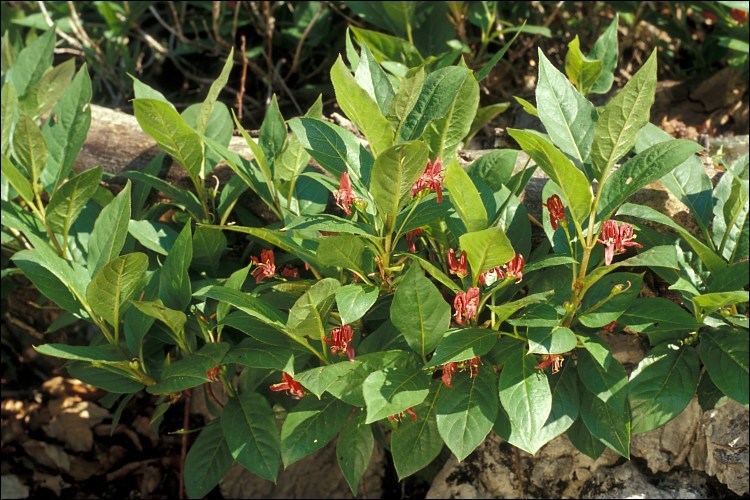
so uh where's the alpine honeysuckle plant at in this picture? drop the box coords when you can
[2,27,748,499]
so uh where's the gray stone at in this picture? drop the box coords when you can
[579,461,710,499]
[1,475,29,500]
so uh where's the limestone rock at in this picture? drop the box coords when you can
[579,461,710,499]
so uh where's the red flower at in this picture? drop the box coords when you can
[448,248,468,278]
[334,172,357,215]
[388,407,418,423]
[324,324,356,361]
[598,220,643,265]
[442,362,457,387]
[206,366,221,382]
[504,254,525,284]
[731,8,748,24]
[543,194,566,230]
[535,354,564,374]
[411,158,444,203]
[701,9,718,23]
[478,266,504,286]
[405,228,423,253]
[270,372,305,398]
[602,321,618,334]
[467,356,481,377]
[281,266,300,278]
[454,287,480,325]
[250,248,276,282]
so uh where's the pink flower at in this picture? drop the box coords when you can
[250,248,276,282]
[504,254,525,283]
[535,354,564,374]
[478,266,504,286]
[598,220,643,265]
[448,248,468,278]
[411,158,444,203]
[406,228,423,253]
[324,324,356,361]
[543,194,566,230]
[454,287,480,325]
[334,172,357,215]
[270,372,305,398]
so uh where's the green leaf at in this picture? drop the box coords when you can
[280,395,351,467]
[87,182,131,276]
[534,360,579,444]
[184,421,234,499]
[133,99,204,179]
[287,278,341,340]
[2,154,33,204]
[350,26,423,68]
[537,49,597,165]
[6,28,55,96]
[712,161,749,263]
[579,388,630,458]
[355,44,395,115]
[34,343,128,363]
[577,348,628,411]
[390,386,443,479]
[127,220,178,256]
[45,167,102,235]
[131,299,187,345]
[159,223,192,311]
[335,284,379,325]
[390,264,451,358]
[618,298,701,345]
[283,214,376,236]
[445,160,487,232]
[1,83,19,156]
[363,364,431,423]
[459,225,515,281]
[578,272,643,328]
[436,365,498,461]
[66,362,144,394]
[514,96,538,117]
[148,343,230,394]
[700,327,749,405]
[508,129,592,226]
[195,286,287,330]
[566,417,605,459]
[221,327,298,374]
[386,68,425,137]
[196,48,233,136]
[13,114,47,189]
[589,14,619,94]
[628,344,700,434]
[590,50,657,180]
[222,392,280,482]
[425,328,498,368]
[498,343,552,454]
[260,94,287,162]
[87,253,148,328]
[564,36,604,96]
[476,26,523,81]
[337,410,374,495]
[487,292,551,326]
[120,170,204,220]
[294,361,361,398]
[577,332,614,369]
[693,292,749,321]
[331,56,394,156]
[20,58,75,119]
[192,226,226,274]
[528,326,577,355]
[466,149,517,192]
[597,139,703,219]
[370,141,429,224]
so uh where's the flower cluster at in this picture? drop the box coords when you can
[478,266,504,286]
[441,357,481,387]
[269,372,305,398]
[324,324,356,361]
[454,287,480,325]
[504,253,525,283]
[448,248,468,277]
[543,194,567,230]
[334,172,357,215]
[411,158,444,202]
[250,248,276,283]
[598,220,643,265]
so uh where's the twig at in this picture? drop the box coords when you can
[178,389,192,500]
[149,4,185,43]
[237,34,248,121]
[285,1,326,79]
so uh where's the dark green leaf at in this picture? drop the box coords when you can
[363,364,431,423]
[390,385,443,480]
[445,160,487,232]
[528,326,577,355]
[577,348,628,411]
[34,343,128,363]
[148,343,230,394]
[370,141,429,224]
[184,421,233,499]
[337,410,373,495]
[579,388,630,458]
[88,182,131,276]
[425,328,498,368]
[159,223,192,311]
[280,395,351,467]
[699,327,749,405]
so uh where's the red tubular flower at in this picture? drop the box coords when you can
[250,248,276,282]
[406,228,423,253]
[281,266,300,278]
[324,325,356,361]
[206,366,221,382]
[535,354,564,374]
[467,356,481,378]
[388,407,418,423]
[598,220,643,265]
[478,266,504,286]
[442,362,457,387]
[543,194,566,230]
[334,172,357,215]
[504,254,525,283]
[602,321,618,334]
[448,248,468,277]
[454,287,480,325]
[731,8,748,24]
[411,158,444,203]
[270,372,305,398]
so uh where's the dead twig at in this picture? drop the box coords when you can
[237,34,248,121]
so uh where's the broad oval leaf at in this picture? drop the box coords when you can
[576,348,628,411]
[579,388,630,458]
[390,386,443,480]
[445,160,487,233]
[699,327,749,405]
[87,253,148,328]
[280,395,351,467]
[88,181,132,276]
[148,343,230,394]
[335,283,379,325]
[527,326,578,355]
[184,422,234,499]
[425,328,498,368]
[459,225,515,281]
[336,410,374,495]
[46,167,102,235]
[363,364,431,423]
[369,141,429,225]
[287,278,341,340]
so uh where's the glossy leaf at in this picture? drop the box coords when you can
[425,328,498,368]
[158,223,192,311]
[45,167,102,235]
[195,286,287,330]
[579,388,630,458]
[148,343,230,394]
[363,363,431,423]
[459,226,514,280]
[390,385,443,480]
[287,278,341,340]
[127,220,178,256]
[370,141,429,224]
[445,159,487,232]
[577,348,628,411]
[355,44,395,115]
[335,284,379,325]
[700,327,749,405]
[192,226,226,274]
[13,114,47,189]
[589,14,619,94]
[618,298,701,345]
[34,343,129,363]
[578,272,643,328]
[280,395,351,467]
[564,36,603,96]
[534,360,579,444]
[528,326,577,355]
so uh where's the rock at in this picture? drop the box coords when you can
[579,461,710,499]
[1,475,30,499]
[219,439,385,499]
[631,397,702,473]
[689,400,750,496]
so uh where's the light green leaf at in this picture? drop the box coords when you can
[425,328,498,368]
[577,348,628,411]
[87,253,148,328]
[528,326,578,355]
[87,182,132,276]
[6,28,55,96]
[445,159,487,232]
[45,167,102,235]
[335,284,379,325]
[370,141,429,225]
[2,154,33,204]
[589,14,619,94]
[363,364,431,423]
[280,395,351,467]
[459,225,515,282]
[287,278,341,340]
[13,114,47,189]
[196,48,233,136]
[34,343,128,363]
[564,36,604,96]
[391,386,443,480]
